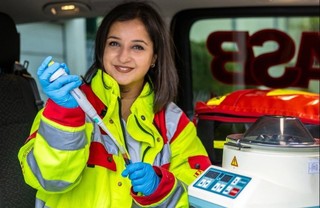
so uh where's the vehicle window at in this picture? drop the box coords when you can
[17,18,99,99]
[190,16,319,103]
[172,7,319,117]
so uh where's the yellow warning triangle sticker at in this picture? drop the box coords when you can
[231,156,238,167]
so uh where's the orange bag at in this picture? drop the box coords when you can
[194,89,319,164]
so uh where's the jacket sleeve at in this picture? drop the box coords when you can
[169,114,211,184]
[18,99,92,194]
[132,102,211,207]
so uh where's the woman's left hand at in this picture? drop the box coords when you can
[122,162,160,196]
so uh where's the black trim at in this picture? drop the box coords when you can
[118,97,129,151]
[134,115,154,162]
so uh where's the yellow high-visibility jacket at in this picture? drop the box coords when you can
[18,69,211,208]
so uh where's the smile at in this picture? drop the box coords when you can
[115,65,134,73]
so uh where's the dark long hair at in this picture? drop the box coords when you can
[84,1,178,113]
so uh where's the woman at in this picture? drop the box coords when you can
[18,1,211,207]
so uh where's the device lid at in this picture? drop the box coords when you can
[241,116,316,146]
[230,115,318,148]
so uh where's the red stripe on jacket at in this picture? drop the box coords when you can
[87,141,117,171]
[132,166,175,205]
[170,113,190,144]
[188,155,211,171]
[43,99,85,127]
[25,130,37,143]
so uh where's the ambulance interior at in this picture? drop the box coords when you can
[0,0,319,207]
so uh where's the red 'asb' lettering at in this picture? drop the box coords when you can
[206,29,320,88]
[286,32,320,88]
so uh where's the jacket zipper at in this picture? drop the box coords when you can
[134,115,154,162]
[117,97,129,151]
[118,96,155,163]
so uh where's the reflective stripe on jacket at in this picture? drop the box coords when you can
[18,69,211,207]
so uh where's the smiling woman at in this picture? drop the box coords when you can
[17,1,211,207]
[103,18,157,120]
[0,0,319,207]
[103,19,156,95]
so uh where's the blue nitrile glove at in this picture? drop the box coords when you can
[122,162,160,196]
[37,56,82,108]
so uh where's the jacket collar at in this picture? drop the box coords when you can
[91,69,154,117]
[91,69,160,151]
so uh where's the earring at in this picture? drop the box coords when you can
[151,63,155,68]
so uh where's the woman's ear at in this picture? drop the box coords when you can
[152,54,158,66]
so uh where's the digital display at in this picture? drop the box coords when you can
[221,174,233,183]
[205,171,220,179]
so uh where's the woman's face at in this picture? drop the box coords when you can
[103,18,156,89]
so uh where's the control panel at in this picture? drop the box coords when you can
[193,167,251,199]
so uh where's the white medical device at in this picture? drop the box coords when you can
[189,116,319,208]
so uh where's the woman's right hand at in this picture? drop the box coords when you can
[37,56,82,108]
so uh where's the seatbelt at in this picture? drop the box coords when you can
[14,60,44,111]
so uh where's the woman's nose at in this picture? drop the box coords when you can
[118,47,131,63]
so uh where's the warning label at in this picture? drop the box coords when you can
[231,156,238,167]
[308,159,319,174]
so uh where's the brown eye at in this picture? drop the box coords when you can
[132,45,144,50]
[108,41,119,47]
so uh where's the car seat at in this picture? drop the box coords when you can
[0,12,40,207]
